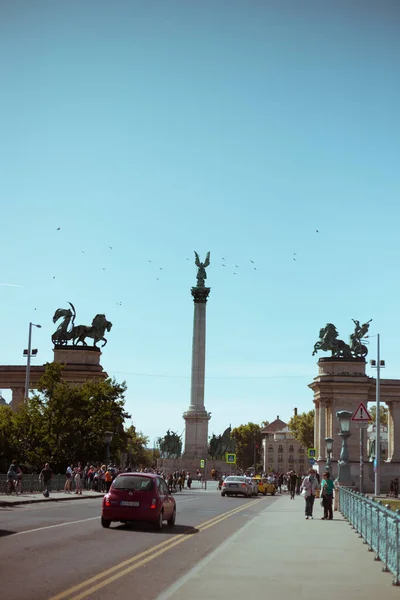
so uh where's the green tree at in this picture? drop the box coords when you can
[0,405,18,472]
[14,362,131,471]
[288,410,315,449]
[231,422,262,471]
[125,424,151,468]
[368,405,388,427]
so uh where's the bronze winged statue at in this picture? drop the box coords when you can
[194,251,210,287]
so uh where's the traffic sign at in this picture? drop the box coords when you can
[307,448,317,458]
[309,458,316,465]
[200,459,205,468]
[354,422,369,429]
[226,453,236,464]
[351,402,371,422]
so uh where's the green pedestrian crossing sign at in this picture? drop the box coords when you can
[200,459,205,468]
[308,448,317,458]
[226,453,236,464]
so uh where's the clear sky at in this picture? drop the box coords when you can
[1,1,399,445]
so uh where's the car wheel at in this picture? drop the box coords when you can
[101,517,111,528]
[263,491,266,496]
[221,492,226,497]
[168,507,176,527]
[155,510,163,530]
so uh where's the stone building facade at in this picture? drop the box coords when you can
[261,417,307,475]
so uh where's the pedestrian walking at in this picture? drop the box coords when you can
[74,466,82,494]
[39,463,53,497]
[320,471,334,520]
[64,464,73,493]
[301,469,320,520]
[288,470,297,499]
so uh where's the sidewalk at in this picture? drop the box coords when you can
[0,491,102,506]
[159,494,399,600]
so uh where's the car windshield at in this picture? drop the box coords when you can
[112,476,154,491]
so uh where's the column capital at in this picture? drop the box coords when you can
[191,287,211,304]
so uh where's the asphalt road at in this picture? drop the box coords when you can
[0,484,278,600]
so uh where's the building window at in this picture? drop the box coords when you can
[299,457,305,464]
[289,445,294,453]
[299,447,304,454]
[268,445,274,452]
[278,445,283,453]
[288,455,294,463]
[278,455,283,463]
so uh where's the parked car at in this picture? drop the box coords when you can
[221,476,252,497]
[245,477,259,496]
[101,473,176,530]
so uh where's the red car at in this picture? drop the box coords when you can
[101,472,176,530]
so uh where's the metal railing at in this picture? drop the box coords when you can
[339,486,400,585]
[0,473,66,494]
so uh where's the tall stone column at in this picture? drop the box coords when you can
[314,401,320,451]
[11,388,24,411]
[317,400,326,460]
[183,286,211,458]
[386,402,400,462]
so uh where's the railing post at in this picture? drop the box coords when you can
[395,510,400,586]
[382,506,389,573]
[375,501,381,561]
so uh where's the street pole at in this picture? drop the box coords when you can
[253,434,256,476]
[359,426,364,494]
[24,322,33,401]
[204,459,207,490]
[374,333,381,497]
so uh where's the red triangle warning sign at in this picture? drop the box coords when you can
[351,402,372,422]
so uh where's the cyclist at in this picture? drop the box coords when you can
[7,460,22,491]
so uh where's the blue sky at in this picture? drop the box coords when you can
[1,1,399,444]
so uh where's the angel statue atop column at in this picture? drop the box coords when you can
[194,251,210,287]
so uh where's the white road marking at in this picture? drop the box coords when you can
[13,517,99,535]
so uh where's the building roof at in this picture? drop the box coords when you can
[261,416,288,434]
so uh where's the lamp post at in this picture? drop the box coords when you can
[369,333,385,497]
[104,431,113,465]
[325,437,334,474]
[24,322,41,401]
[336,411,353,487]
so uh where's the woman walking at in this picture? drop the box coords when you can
[301,469,320,520]
[320,472,334,520]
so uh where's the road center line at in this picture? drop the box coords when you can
[48,499,263,600]
[14,517,99,535]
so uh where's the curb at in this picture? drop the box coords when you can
[0,494,102,507]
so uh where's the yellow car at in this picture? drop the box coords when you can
[252,477,276,496]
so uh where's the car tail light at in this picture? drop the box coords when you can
[241,483,247,488]
[150,498,157,509]
[222,482,226,487]
[104,495,111,507]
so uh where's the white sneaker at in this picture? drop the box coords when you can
[305,516,309,520]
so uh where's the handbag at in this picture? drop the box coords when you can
[301,488,308,498]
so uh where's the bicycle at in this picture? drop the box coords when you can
[6,477,22,495]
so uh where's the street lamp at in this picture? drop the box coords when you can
[336,411,353,487]
[104,431,113,465]
[325,437,334,473]
[24,322,41,401]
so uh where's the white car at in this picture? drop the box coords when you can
[245,477,259,496]
[221,476,252,497]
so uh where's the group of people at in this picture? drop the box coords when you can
[65,463,122,494]
[288,468,334,520]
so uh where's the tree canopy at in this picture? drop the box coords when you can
[368,405,388,427]
[230,422,262,471]
[288,410,315,450]
[2,362,132,472]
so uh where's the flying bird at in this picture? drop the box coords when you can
[233,272,237,275]
[102,268,106,271]
[148,260,152,263]
[235,264,239,268]
[250,260,255,264]
[109,246,112,250]
[222,264,226,267]
[222,257,225,260]
[81,250,85,254]
[53,276,56,279]
[316,229,319,233]
[56,227,60,231]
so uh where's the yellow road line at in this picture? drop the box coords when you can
[49,500,262,600]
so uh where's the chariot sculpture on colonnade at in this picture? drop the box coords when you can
[52,302,112,348]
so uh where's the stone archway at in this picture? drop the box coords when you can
[0,347,108,411]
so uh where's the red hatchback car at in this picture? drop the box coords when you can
[101,473,176,530]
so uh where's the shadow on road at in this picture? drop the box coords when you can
[112,523,199,535]
[0,529,17,537]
